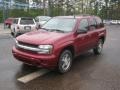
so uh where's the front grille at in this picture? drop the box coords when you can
[16,46,37,54]
[16,41,39,53]
[18,41,38,48]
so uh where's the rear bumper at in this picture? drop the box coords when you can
[11,28,37,34]
[12,47,58,69]
[17,29,34,34]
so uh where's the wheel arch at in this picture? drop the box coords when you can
[60,45,75,58]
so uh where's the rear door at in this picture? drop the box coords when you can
[87,17,98,48]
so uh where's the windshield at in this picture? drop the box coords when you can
[20,18,34,25]
[42,18,76,32]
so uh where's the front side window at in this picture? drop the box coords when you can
[42,18,76,32]
[78,19,89,31]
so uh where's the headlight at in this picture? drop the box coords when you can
[38,45,53,54]
[15,39,18,44]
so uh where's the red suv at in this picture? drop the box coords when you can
[12,15,106,73]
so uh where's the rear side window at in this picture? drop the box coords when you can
[78,19,89,31]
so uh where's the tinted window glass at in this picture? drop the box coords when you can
[20,18,34,24]
[79,19,89,31]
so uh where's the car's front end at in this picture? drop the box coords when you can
[12,17,76,70]
[12,33,59,69]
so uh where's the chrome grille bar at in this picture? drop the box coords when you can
[16,43,40,52]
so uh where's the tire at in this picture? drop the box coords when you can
[13,32,18,38]
[13,29,18,38]
[58,50,73,74]
[93,39,103,55]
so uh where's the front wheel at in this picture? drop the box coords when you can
[58,50,73,74]
[93,39,103,55]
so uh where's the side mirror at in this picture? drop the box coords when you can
[77,29,87,34]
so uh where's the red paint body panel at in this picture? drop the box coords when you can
[12,47,58,69]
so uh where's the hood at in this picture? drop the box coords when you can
[16,30,67,45]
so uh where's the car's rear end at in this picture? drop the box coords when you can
[17,17,37,34]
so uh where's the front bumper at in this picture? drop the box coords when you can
[12,47,58,69]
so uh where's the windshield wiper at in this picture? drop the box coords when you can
[41,28,49,31]
[50,29,65,33]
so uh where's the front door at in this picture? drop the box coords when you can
[75,18,91,55]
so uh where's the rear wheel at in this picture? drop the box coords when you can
[58,50,73,74]
[93,39,103,55]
